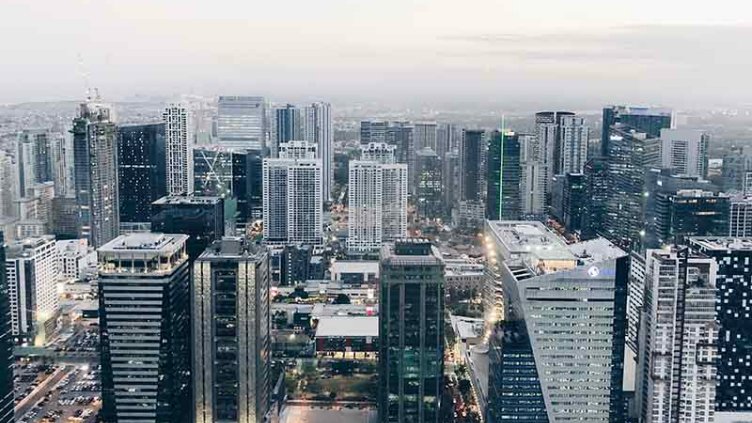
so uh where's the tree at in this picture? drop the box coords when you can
[333,293,351,304]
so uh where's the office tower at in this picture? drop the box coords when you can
[51,197,79,240]
[550,173,586,233]
[636,247,717,423]
[193,238,271,423]
[0,152,17,219]
[275,104,302,150]
[601,106,672,156]
[72,97,120,248]
[729,195,752,237]
[626,250,647,355]
[379,239,444,423]
[414,148,443,220]
[689,238,752,420]
[98,233,191,423]
[459,129,486,203]
[151,195,225,261]
[581,157,609,239]
[442,150,460,214]
[280,244,314,286]
[217,96,266,150]
[263,145,322,245]
[48,131,74,198]
[0,235,13,423]
[193,146,263,227]
[414,122,437,151]
[15,181,55,237]
[348,161,382,253]
[302,102,333,201]
[643,170,729,248]
[361,142,396,164]
[604,124,661,249]
[519,133,547,217]
[659,128,709,177]
[721,146,752,194]
[117,123,167,228]
[387,121,414,165]
[5,235,60,345]
[164,104,192,195]
[360,120,388,144]
[436,123,458,159]
[16,129,53,196]
[486,131,521,220]
[484,221,628,422]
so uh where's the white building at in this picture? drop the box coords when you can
[55,239,93,281]
[217,96,266,150]
[5,235,60,345]
[163,104,192,195]
[361,142,396,164]
[302,102,333,202]
[660,128,709,178]
[729,195,752,237]
[518,134,546,217]
[558,114,589,174]
[263,142,323,245]
[636,247,717,423]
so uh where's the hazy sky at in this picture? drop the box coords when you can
[3,0,752,107]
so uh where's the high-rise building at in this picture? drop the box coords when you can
[604,124,661,249]
[16,129,53,196]
[0,234,13,423]
[193,237,271,423]
[414,122,437,151]
[361,142,396,164]
[441,150,460,214]
[5,235,60,345]
[486,131,521,221]
[689,237,752,420]
[519,133,547,217]
[381,164,409,241]
[729,195,752,237]
[643,170,729,248]
[601,106,672,156]
[0,152,17,219]
[193,146,263,228]
[379,239,445,423]
[151,195,225,261]
[581,157,609,239]
[387,121,413,166]
[302,102,333,201]
[636,247,717,423]
[414,148,443,220]
[72,97,120,248]
[550,172,586,233]
[659,128,709,178]
[263,144,322,245]
[98,233,191,423]
[48,131,74,198]
[348,161,383,253]
[164,104,192,195]
[275,104,302,151]
[360,120,388,144]
[117,123,167,227]
[484,221,628,422]
[535,111,589,187]
[721,146,752,194]
[436,123,458,159]
[217,96,266,150]
[459,129,486,203]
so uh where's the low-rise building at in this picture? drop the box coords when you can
[314,315,378,359]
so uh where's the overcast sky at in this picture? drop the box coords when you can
[3,0,752,107]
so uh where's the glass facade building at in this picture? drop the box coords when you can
[379,240,445,423]
[486,131,521,221]
[117,123,167,225]
[151,195,225,261]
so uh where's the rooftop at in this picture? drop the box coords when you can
[98,233,188,255]
[152,195,222,206]
[314,316,378,338]
[568,238,627,265]
[690,237,752,251]
[486,220,575,262]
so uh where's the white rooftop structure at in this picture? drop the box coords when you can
[314,316,378,338]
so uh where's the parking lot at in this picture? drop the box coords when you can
[16,364,101,423]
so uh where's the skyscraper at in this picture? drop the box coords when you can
[484,221,628,422]
[659,128,709,178]
[72,97,120,248]
[0,234,13,423]
[486,130,521,221]
[558,113,589,174]
[151,195,225,261]
[379,239,444,423]
[549,172,586,233]
[729,195,752,237]
[636,247,717,423]
[217,96,266,150]
[721,146,752,194]
[360,120,388,144]
[348,161,383,253]
[381,164,409,242]
[193,237,271,423]
[459,129,486,203]
[582,157,609,239]
[263,142,322,245]
[117,123,167,227]
[5,235,60,345]
[689,237,752,420]
[275,104,302,150]
[16,129,53,196]
[164,104,192,195]
[414,148,443,220]
[414,122,437,151]
[98,233,191,423]
[519,133,546,218]
[303,102,333,201]
[601,106,672,156]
